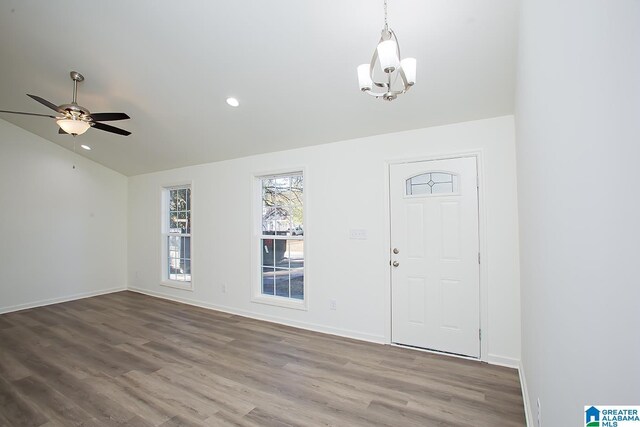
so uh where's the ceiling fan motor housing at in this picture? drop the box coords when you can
[59,103,91,119]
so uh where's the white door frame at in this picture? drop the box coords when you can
[383,150,488,361]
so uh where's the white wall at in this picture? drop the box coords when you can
[516,0,640,424]
[128,115,521,365]
[0,119,128,313]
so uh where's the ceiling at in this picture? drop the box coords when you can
[0,0,519,176]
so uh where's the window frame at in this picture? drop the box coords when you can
[160,182,194,291]
[251,169,308,310]
[404,170,461,198]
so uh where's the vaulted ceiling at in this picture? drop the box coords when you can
[0,0,519,176]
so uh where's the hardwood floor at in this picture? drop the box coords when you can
[0,291,525,426]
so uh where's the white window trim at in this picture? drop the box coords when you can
[160,181,194,291]
[251,168,308,310]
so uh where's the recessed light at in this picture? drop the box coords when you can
[226,97,239,107]
[80,144,91,150]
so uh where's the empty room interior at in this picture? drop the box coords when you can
[0,0,638,426]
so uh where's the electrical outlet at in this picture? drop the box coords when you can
[537,398,541,427]
[329,299,337,310]
[222,283,227,294]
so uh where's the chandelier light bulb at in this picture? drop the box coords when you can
[400,57,417,85]
[357,64,373,91]
[377,40,400,73]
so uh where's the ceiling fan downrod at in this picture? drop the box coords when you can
[70,71,84,105]
[59,71,90,119]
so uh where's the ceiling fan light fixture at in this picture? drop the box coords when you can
[57,118,90,135]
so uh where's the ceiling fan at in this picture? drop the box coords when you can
[0,71,131,136]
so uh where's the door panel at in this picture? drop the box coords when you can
[408,278,426,324]
[407,204,425,258]
[441,201,461,259]
[390,157,480,358]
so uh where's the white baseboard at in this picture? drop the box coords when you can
[519,362,533,427]
[488,354,530,426]
[0,287,127,315]
[485,353,520,369]
[128,287,386,345]
[128,287,524,371]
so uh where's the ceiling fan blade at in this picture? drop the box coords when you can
[0,109,57,119]
[27,94,64,113]
[89,112,130,122]
[92,121,131,136]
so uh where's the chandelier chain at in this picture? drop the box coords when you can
[384,0,388,30]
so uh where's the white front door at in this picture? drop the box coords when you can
[390,157,480,358]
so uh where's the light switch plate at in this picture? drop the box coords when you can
[349,229,367,240]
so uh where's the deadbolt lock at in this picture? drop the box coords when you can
[392,261,400,267]
[393,248,399,254]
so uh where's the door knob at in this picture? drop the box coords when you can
[393,248,399,254]
[392,261,400,267]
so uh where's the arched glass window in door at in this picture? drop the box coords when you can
[406,172,458,195]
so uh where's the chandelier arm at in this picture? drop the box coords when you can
[369,33,393,89]
[363,89,385,98]
[370,51,377,72]
[397,67,409,90]
[386,31,410,92]
[364,87,406,97]
[389,30,401,64]
[387,30,407,91]
[369,38,380,79]
[383,68,401,93]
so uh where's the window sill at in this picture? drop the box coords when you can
[251,294,307,311]
[160,280,194,291]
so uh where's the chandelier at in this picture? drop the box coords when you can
[357,0,416,101]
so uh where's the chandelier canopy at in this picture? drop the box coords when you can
[357,0,416,101]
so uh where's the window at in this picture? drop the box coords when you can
[257,172,304,304]
[162,185,192,288]
[406,172,458,196]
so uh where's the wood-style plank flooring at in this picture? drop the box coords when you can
[0,291,525,426]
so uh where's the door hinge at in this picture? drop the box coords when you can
[478,252,481,264]
[479,329,482,340]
